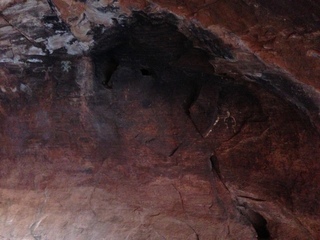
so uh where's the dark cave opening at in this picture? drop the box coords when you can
[244,209,270,240]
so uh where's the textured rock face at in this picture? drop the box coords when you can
[0,0,319,239]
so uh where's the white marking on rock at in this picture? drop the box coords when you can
[27,46,46,55]
[10,87,17,93]
[61,61,72,72]
[20,83,32,95]
[0,86,6,93]
[45,33,74,54]
[27,58,43,63]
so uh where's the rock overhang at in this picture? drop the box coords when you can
[0,0,319,239]
[1,0,319,130]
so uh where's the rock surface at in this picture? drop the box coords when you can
[0,0,319,239]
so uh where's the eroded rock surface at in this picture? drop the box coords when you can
[0,0,319,239]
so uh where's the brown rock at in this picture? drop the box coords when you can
[0,0,319,239]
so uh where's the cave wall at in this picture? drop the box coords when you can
[0,0,319,239]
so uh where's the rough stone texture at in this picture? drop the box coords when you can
[0,0,319,239]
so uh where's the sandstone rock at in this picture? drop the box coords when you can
[0,0,319,239]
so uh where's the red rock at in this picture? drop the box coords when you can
[0,0,319,239]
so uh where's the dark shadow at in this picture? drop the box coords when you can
[140,68,153,76]
[243,208,270,239]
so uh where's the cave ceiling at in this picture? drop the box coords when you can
[0,0,319,239]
